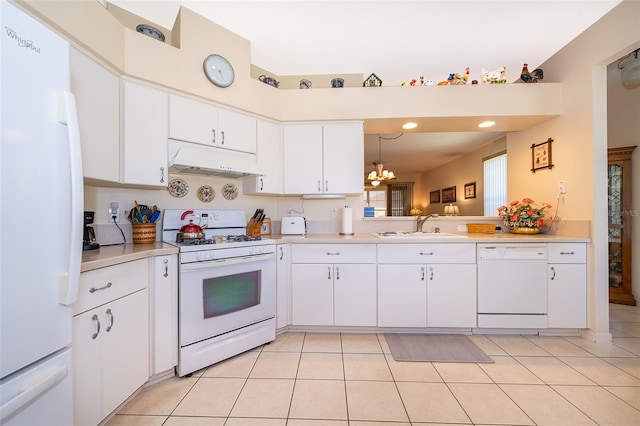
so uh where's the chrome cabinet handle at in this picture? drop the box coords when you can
[429,266,434,281]
[325,180,328,192]
[163,259,169,277]
[550,266,556,281]
[421,266,425,281]
[105,308,114,332]
[419,252,434,256]
[221,131,225,145]
[560,251,575,255]
[212,129,216,144]
[327,266,332,280]
[160,167,165,183]
[279,246,284,260]
[89,282,112,293]
[259,177,264,191]
[91,314,100,339]
[326,252,340,256]
[336,266,340,280]
[317,180,321,192]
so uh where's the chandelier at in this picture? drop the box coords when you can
[367,134,399,186]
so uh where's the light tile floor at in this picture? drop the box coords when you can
[108,304,640,425]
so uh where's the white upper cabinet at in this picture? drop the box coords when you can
[283,122,364,195]
[243,119,283,194]
[70,48,120,183]
[121,81,169,186]
[169,94,257,154]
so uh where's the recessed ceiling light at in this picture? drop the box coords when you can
[402,122,418,130]
[478,121,496,128]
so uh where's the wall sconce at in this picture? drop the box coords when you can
[443,204,459,216]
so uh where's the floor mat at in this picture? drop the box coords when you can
[384,333,494,363]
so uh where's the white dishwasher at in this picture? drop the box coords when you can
[477,244,548,329]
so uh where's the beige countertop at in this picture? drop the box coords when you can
[81,242,178,272]
[270,233,590,244]
[82,233,589,271]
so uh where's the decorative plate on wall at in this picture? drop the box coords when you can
[167,179,189,198]
[197,185,215,203]
[222,183,239,200]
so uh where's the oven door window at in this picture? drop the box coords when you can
[203,271,261,318]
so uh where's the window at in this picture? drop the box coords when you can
[387,183,413,216]
[483,152,507,216]
[364,183,413,216]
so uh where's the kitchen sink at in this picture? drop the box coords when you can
[373,231,467,239]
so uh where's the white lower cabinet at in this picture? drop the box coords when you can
[276,244,291,329]
[151,255,178,375]
[73,260,149,426]
[547,243,587,328]
[377,244,477,328]
[291,244,376,326]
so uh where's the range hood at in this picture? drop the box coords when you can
[168,139,261,179]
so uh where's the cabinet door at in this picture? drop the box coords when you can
[291,263,333,325]
[283,124,323,194]
[276,244,290,329]
[427,264,477,327]
[378,264,427,327]
[102,289,149,417]
[334,263,377,326]
[322,123,364,194]
[152,255,178,375]
[168,94,218,146]
[548,264,587,328]
[70,48,120,183]
[218,107,257,154]
[244,119,283,194]
[122,81,168,186]
[72,307,103,426]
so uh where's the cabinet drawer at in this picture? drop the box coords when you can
[74,259,148,315]
[548,243,586,263]
[292,244,376,263]
[377,243,476,263]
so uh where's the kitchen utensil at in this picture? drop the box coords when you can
[177,210,207,240]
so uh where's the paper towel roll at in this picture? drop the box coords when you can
[340,207,353,235]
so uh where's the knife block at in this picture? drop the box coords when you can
[246,218,261,237]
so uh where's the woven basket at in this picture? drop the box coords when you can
[132,223,156,244]
[466,223,496,234]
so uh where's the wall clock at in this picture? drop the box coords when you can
[203,54,235,88]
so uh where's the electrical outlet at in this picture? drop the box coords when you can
[108,201,120,222]
[331,208,338,219]
[558,181,567,195]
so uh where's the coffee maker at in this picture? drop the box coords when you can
[83,211,100,251]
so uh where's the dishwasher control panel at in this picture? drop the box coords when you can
[477,244,547,260]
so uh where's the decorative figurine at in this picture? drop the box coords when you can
[520,63,544,83]
[363,73,382,87]
[481,66,507,84]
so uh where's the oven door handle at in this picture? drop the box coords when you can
[180,252,275,271]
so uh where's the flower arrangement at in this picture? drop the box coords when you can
[498,198,552,229]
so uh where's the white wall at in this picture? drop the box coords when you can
[506,0,640,340]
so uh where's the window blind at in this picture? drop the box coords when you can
[483,152,507,216]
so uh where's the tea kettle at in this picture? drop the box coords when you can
[176,210,207,240]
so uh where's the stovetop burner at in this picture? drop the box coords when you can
[176,235,263,245]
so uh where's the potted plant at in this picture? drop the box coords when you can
[498,198,552,234]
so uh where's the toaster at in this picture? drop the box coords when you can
[281,216,306,235]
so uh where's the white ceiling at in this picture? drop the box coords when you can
[108,0,621,174]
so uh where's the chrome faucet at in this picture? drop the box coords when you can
[416,213,439,232]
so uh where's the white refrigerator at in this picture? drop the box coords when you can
[0,2,83,424]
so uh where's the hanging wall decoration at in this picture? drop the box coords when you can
[531,138,554,172]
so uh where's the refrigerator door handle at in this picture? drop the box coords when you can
[57,92,84,306]
[0,365,68,422]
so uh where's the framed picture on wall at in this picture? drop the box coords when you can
[531,138,554,172]
[464,182,476,199]
[442,186,456,203]
[430,190,440,203]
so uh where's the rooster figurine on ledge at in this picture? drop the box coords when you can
[520,63,544,83]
